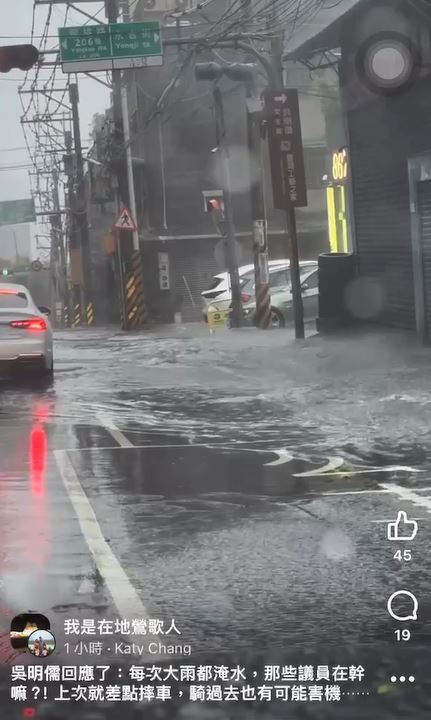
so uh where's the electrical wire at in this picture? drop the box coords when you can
[19,2,73,238]
[22,0,109,239]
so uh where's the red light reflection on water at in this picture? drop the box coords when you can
[33,401,51,425]
[28,419,49,566]
[30,425,47,497]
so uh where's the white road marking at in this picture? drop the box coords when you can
[96,414,134,448]
[67,441,294,457]
[300,465,423,478]
[378,483,431,513]
[54,449,148,619]
[293,456,344,477]
[67,442,218,452]
[264,449,294,466]
[320,488,393,496]
[320,486,431,499]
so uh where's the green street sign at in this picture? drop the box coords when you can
[110,23,162,58]
[59,22,163,72]
[0,199,35,227]
[59,25,111,63]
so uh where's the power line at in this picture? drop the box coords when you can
[0,146,36,152]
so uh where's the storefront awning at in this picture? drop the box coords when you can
[284,0,366,61]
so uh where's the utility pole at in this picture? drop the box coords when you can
[64,129,82,326]
[69,81,94,325]
[196,61,266,329]
[239,0,271,330]
[213,86,243,328]
[121,84,139,254]
[270,4,304,339]
[52,169,69,325]
[105,0,126,328]
[105,0,148,330]
[246,92,271,328]
[49,203,59,324]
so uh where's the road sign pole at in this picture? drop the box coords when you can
[286,208,304,339]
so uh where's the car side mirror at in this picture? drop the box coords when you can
[38,306,51,316]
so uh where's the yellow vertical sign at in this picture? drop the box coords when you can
[327,186,338,252]
[327,148,350,253]
[340,185,348,253]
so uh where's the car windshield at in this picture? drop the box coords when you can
[206,276,224,291]
[243,266,315,295]
[0,291,28,308]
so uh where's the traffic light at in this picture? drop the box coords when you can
[1,268,10,277]
[206,198,224,213]
[203,192,226,236]
[0,45,39,73]
[223,63,256,82]
[194,62,224,81]
[195,61,256,82]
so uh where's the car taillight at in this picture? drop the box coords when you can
[241,293,252,303]
[9,318,46,331]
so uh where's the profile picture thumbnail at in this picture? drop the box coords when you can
[28,629,56,658]
[10,612,50,653]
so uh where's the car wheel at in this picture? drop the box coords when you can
[270,308,285,329]
[44,358,54,377]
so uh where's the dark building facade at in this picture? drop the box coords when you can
[117,0,331,322]
[287,0,431,340]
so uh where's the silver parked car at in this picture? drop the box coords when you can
[242,262,319,328]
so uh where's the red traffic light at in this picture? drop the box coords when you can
[0,45,39,73]
[207,199,223,212]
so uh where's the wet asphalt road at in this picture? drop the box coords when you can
[0,326,431,718]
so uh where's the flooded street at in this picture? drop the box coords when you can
[0,326,430,717]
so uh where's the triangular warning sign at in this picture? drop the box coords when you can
[114,207,137,231]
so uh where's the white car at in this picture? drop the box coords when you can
[0,283,54,378]
[201,260,289,321]
[242,261,318,327]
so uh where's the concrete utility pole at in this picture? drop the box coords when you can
[51,169,69,325]
[246,93,271,328]
[196,61,257,329]
[69,82,94,326]
[63,129,83,326]
[239,0,271,329]
[270,3,304,339]
[105,0,148,331]
[212,86,244,328]
[121,84,139,254]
